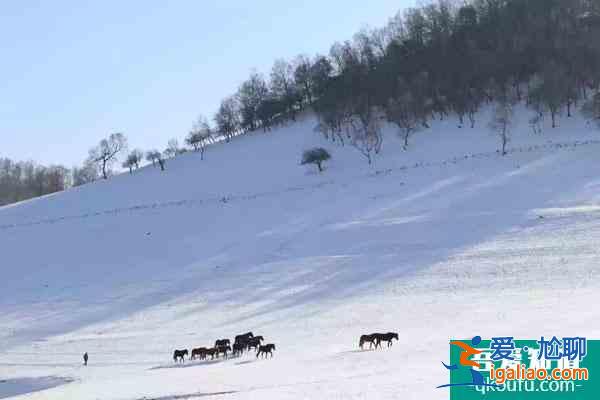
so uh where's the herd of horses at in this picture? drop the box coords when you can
[173,331,276,363]
[172,330,398,364]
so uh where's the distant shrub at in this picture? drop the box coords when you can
[301,147,331,172]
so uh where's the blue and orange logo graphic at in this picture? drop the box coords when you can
[437,336,500,389]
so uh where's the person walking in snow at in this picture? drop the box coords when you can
[83,352,88,366]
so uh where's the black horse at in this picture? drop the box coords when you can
[173,349,188,363]
[234,332,254,344]
[374,332,399,348]
[232,342,245,357]
[216,344,232,359]
[359,334,378,349]
[246,336,264,351]
[215,339,230,347]
[256,343,276,358]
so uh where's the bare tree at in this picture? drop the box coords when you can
[145,150,166,171]
[385,95,421,150]
[145,150,160,167]
[237,71,269,131]
[529,65,569,128]
[489,99,514,156]
[214,96,240,142]
[271,59,300,120]
[88,133,127,179]
[164,139,184,159]
[122,149,143,174]
[186,115,213,159]
[314,110,347,146]
[293,55,314,105]
[122,158,135,174]
[157,152,167,171]
[72,160,99,187]
[131,149,143,168]
[529,112,544,135]
[349,90,382,164]
[348,111,382,165]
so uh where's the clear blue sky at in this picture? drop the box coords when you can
[1,0,413,166]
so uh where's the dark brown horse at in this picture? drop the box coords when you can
[204,347,217,360]
[374,332,399,348]
[190,347,208,360]
[173,349,188,363]
[359,334,378,349]
[256,343,276,358]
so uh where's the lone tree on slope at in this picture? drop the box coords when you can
[88,132,128,179]
[146,150,166,171]
[301,147,331,172]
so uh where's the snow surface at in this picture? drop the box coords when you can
[1,106,600,399]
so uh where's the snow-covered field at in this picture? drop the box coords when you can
[1,106,600,399]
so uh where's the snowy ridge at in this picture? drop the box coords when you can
[2,138,600,232]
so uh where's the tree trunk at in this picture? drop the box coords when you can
[102,160,108,179]
[317,161,323,172]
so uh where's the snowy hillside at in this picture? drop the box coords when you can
[1,107,600,399]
